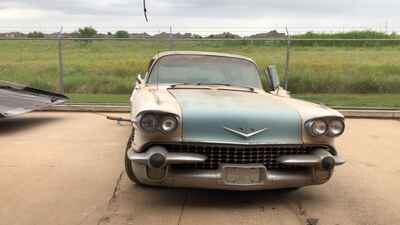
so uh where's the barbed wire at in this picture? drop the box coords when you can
[1,38,400,41]
[0,25,398,34]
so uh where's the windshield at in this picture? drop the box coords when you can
[147,54,263,89]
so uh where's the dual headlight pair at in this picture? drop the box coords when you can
[138,112,179,133]
[306,117,345,137]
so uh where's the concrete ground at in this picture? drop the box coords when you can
[0,112,399,225]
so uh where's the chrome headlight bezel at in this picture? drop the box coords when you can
[137,112,179,134]
[305,117,345,138]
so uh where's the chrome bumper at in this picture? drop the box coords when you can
[127,146,345,191]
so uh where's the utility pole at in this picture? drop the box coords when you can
[169,25,173,49]
[57,26,64,94]
[385,20,389,34]
[284,26,290,90]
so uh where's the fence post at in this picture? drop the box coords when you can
[284,27,291,90]
[169,25,174,50]
[57,27,65,94]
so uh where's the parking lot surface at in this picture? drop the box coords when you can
[1,112,399,225]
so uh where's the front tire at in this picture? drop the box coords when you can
[124,129,143,185]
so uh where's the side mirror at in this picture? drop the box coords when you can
[266,65,280,91]
[136,74,145,84]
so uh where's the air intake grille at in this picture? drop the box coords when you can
[155,143,327,170]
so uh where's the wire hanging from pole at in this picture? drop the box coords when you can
[143,0,149,22]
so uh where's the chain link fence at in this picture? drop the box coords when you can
[1,37,400,95]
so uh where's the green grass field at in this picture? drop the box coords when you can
[1,40,400,95]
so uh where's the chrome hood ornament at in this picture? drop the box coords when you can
[223,127,270,139]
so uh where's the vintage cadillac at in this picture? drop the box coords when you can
[125,51,345,191]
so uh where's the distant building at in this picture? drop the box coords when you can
[152,32,202,39]
[0,32,26,38]
[129,32,152,39]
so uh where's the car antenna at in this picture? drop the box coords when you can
[143,0,149,22]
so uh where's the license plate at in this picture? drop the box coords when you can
[223,165,265,185]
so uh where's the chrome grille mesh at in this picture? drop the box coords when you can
[159,143,325,170]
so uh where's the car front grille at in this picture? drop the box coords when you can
[153,143,329,170]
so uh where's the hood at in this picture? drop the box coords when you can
[169,89,302,145]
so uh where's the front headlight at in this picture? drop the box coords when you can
[160,116,178,133]
[139,114,159,132]
[309,119,328,136]
[328,119,345,137]
[306,117,345,137]
[138,112,179,133]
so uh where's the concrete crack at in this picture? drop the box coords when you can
[176,190,190,225]
[93,170,125,225]
[109,170,124,205]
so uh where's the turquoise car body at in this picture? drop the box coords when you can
[170,89,301,144]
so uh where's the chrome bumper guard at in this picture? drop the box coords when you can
[277,149,345,169]
[128,146,345,191]
[128,146,207,168]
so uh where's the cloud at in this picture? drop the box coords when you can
[0,0,399,34]
[0,0,143,16]
[1,0,397,17]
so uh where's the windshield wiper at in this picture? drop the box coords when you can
[169,83,195,88]
[169,82,255,92]
[169,83,212,89]
[195,83,255,92]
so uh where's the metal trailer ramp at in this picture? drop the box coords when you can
[0,82,68,118]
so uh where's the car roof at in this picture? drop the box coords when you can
[151,51,256,64]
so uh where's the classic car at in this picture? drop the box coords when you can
[125,51,345,191]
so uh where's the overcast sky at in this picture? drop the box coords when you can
[0,0,399,34]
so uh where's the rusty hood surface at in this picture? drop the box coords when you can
[0,82,68,118]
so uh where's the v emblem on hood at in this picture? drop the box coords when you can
[223,126,270,139]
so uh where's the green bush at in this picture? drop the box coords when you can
[291,31,400,47]
[27,31,45,39]
[114,31,129,38]
[77,27,98,38]
[295,31,394,39]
